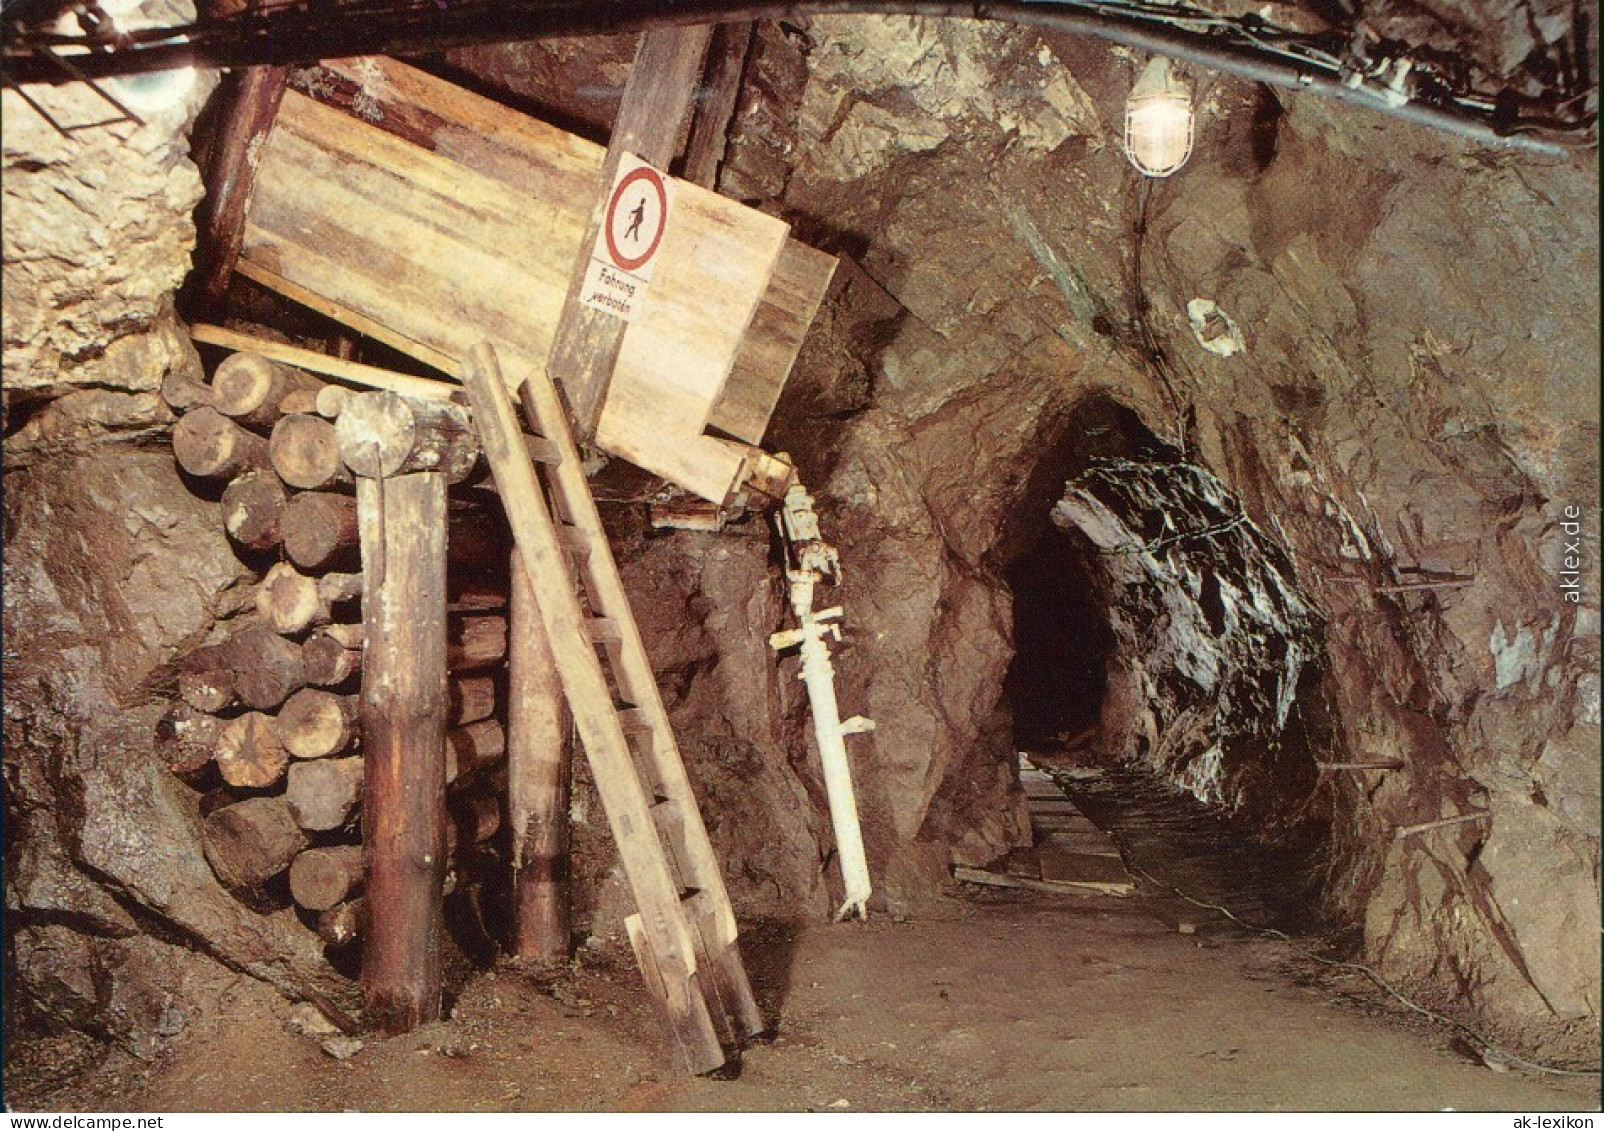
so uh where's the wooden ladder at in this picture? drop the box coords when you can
[460,342,764,1075]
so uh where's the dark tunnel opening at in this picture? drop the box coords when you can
[1003,527,1113,752]
[994,394,1338,934]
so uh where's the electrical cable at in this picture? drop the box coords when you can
[0,0,1592,154]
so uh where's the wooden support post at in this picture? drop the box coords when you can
[548,25,714,437]
[357,470,449,1036]
[508,544,573,962]
[191,62,289,317]
[681,23,754,190]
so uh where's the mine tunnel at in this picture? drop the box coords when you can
[3,0,1600,1114]
[999,394,1334,929]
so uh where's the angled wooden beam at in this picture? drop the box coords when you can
[546,26,714,439]
[190,63,288,318]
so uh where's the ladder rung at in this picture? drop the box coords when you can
[617,706,653,735]
[556,524,592,561]
[522,433,562,465]
[587,616,623,646]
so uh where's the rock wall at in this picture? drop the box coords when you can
[718,15,1598,1055]
[3,26,354,1078]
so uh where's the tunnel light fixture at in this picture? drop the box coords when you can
[1123,57,1194,178]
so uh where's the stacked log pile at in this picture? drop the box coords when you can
[162,348,516,956]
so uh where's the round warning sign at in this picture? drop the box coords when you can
[604,165,668,274]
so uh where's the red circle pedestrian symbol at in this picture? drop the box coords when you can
[604,166,668,273]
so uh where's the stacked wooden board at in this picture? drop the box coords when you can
[238,57,836,504]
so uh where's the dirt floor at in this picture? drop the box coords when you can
[9,888,1598,1113]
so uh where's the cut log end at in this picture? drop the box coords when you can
[224,626,306,710]
[221,469,288,552]
[317,899,363,947]
[258,561,325,636]
[271,413,349,490]
[202,796,307,890]
[282,491,361,571]
[278,687,357,760]
[214,351,324,427]
[286,755,364,831]
[215,711,290,789]
[301,629,361,687]
[173,406,272,480]
[289,844,365,911]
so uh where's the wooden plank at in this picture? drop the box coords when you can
[241,74,785,503]
[245,91,574,372]
[1037,845,1132,886]
[357,471,449,1036]
[232,262,460,376]
[593,183,788,500]
[189,323,455,400]
[459,344,726,1075]
[306,56,833,454]
[952,866,1134,898]
[707,240,836,445]
[547,26,714,437]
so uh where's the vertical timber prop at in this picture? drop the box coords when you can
[507,545,573,962]
[461,342,763,1075]
[547,25,714,437]
[770,481,875,921]
[354,469,450,1034]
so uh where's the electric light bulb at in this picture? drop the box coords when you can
[1124,57,1195,178]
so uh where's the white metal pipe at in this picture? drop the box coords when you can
[785,573,873,920]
